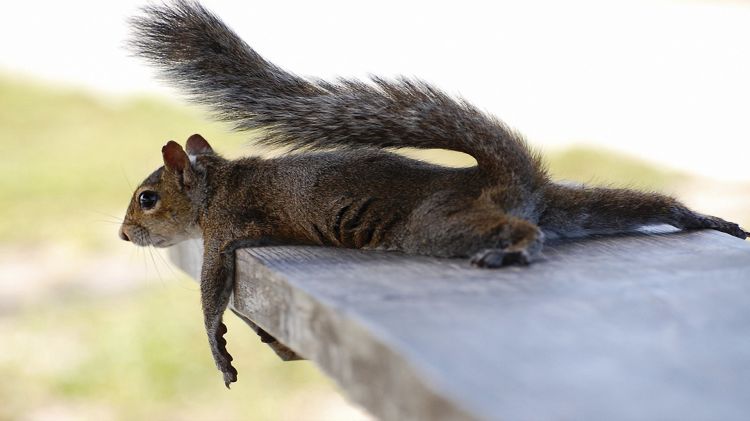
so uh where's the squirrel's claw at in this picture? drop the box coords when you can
[220,356,238,388]
[223,369,238,388]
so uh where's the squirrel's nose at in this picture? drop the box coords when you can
[119,227,130,242]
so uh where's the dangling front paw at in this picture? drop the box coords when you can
[211,321,238,388]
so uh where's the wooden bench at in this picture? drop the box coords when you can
[169,226,750,421]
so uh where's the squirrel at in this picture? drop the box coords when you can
[119,0,749,387]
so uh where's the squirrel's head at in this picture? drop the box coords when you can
[119,134,215,247]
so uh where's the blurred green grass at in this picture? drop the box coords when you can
[546,146,686,190]
[0,282,342,420]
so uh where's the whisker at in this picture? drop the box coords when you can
[152,245,182,282]
[85,209,126,222]
[147,245,166,287]
[137,245,147,282]
[92,220,125,225]
[129,243,138,266]
[120,164,134,191]
[145,232,171,287]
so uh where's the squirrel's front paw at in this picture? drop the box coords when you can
[210,321,239,388]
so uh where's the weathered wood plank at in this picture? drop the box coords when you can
[170,227,750,421]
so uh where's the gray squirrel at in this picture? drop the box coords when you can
[119,0,749,387]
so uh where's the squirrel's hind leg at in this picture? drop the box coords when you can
[401,193,545,268]
[540,183,748,240]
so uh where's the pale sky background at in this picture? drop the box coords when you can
[2,0,749,181]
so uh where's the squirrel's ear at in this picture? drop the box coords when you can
[186,134,214,156]
[162,140,189,173]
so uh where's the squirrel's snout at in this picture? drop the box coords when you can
[119,227,130,242]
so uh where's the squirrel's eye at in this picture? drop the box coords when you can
[138,191,160,210]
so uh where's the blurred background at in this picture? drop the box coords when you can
[1,0,748,420]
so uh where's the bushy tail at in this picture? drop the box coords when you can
[129,0,545,184]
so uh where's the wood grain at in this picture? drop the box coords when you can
[170,227,750,421]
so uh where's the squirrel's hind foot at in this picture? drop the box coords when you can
[681,212,748,240]
[470,233,544,268]
[470,248,532,268]
[705,218,748,240]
